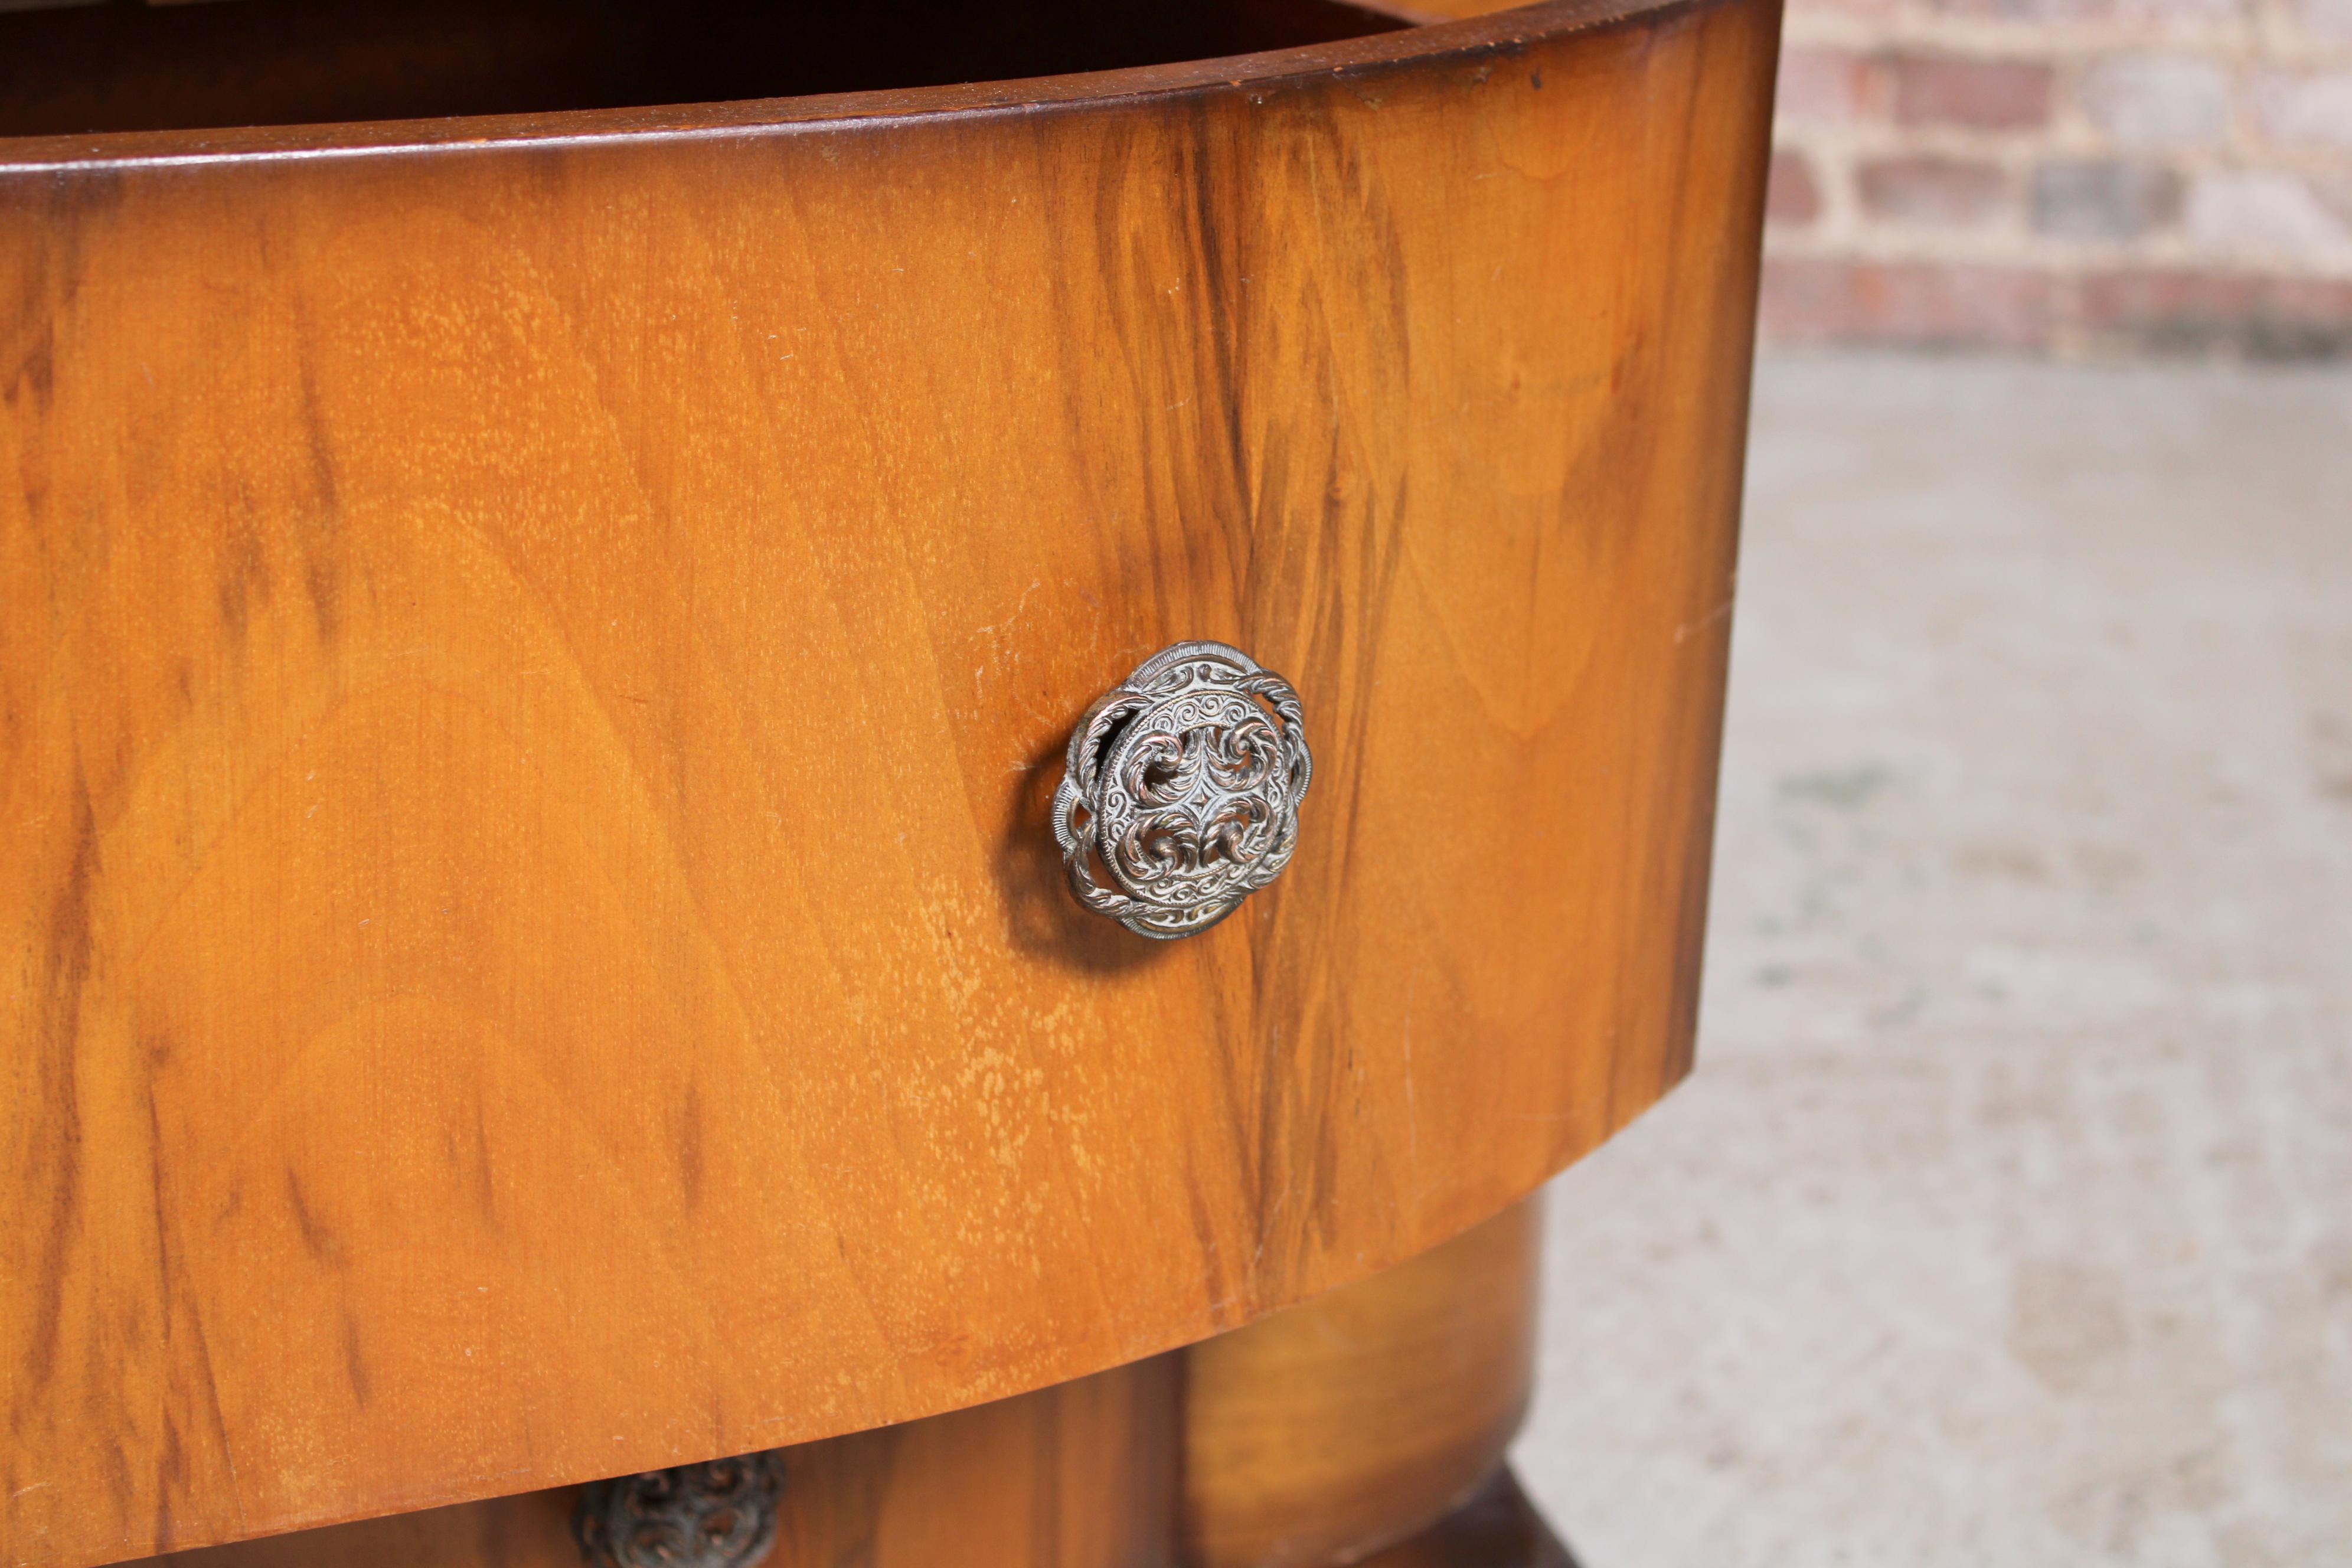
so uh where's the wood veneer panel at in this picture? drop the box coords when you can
[0,0,1776,1561]
[149,1492,580,1568]
[1184,1200,1541,1568]
[151,1359,1175,1568]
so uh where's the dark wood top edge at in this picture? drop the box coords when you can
[0,0,1710,174]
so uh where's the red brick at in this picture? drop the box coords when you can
[1786,0,1907,18]
[2080,55,2230,147]
[2252,68,2352,151]
[2030,161,2183,240]
[1768,149,1825,226]
[1891,54,2054,130]
[2080,269,2352,357]
[1758,259,2062,349]
[2186,171,2350,249]
[1930,0,2112,20]
[2120,0,2245,23]
[1776,47,1884,125]
[1858,155,2010,225]
[2301,0,2352,40]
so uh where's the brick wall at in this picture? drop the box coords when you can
[1762,0,2352,354]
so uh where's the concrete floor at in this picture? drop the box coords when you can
[1513,352,2352,1566]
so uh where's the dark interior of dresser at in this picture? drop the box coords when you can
[0,0,1416,141]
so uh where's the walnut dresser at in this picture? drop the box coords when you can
[0,1,1778,1564]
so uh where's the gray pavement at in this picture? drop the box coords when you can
[1514,352,2352,1566]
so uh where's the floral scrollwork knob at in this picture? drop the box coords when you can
[573,1452,786,1568]
[1052,640,1312,939]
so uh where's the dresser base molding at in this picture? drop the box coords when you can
[155,1469,1577,1568]
[152,1360,1179,1568]
[153,1203,1560,1568]
[1356,1472,1580,1568]
[1183,1203,1541,1568]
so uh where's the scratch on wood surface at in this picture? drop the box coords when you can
[1674,594,1735,644]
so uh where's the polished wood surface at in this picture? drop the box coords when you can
[159,1207,1545,1568]
[152,1359,1175,1568]
[1184,1200,1538,1568]
[153,1348,1576,1568]
[151,1492,577,1568]
[1,0,1775,1561]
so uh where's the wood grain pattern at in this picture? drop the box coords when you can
[151,1358,1175,1568]
[1183,1198,1539,1568]
[0,0,1777,1562]
[150,1491,580,1568]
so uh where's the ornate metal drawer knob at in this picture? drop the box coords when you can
[574,1452,786,1568]
[1052,641,1312,939]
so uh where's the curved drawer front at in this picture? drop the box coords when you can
[0,1,1775,1561]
